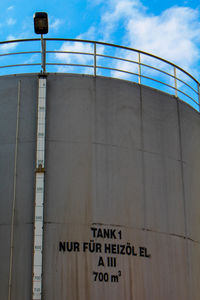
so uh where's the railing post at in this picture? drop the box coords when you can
[174,67,178,97]
[138,52,141,84]
[198,83,200,111]
[94,42,96,77]
[41,35,46,73]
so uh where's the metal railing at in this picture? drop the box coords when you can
[0,38,199,110]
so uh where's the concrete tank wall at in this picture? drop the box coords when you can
[0,73,200,299]
[0,75,37,299]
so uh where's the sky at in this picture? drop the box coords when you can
[0,0,200,106]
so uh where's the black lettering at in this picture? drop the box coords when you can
[110,229,116,239]
[66,242,73,252]
[111,244,117,254]
[105,243,111,254]
[114,257,116,267]
[139,247,145,257]
[59,241,65,252]
[97,228,103,238]
[103,228,110,239]
[74,242,80,252]
[91,227,97,238]
[96,243,102,253]
[145,247,151,258]
[98,256,105,267]
[83,242,88,252]
[89,241,95,253]
[93,272,98,281]
[132,246,137,256]
[125,243,132,255]
[120,245,125,255]
[107,257,117,267]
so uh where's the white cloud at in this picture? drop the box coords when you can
[23,54,40,64]
[86,0,200,76]
[54,37,106,76]
[55,42,94,65]
[77,26,97,40]
[97,0,145,40]
[6,34,18,40]
[55,0,200,92]
[7,18,16,26]
[50,18,63,31]
[7,6,14,11]
[0,42,17,52]
[0,35,18,52]
[126,6,200,71]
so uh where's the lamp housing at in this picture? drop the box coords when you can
[34,12,48,34]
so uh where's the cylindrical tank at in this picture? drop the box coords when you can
[0,73,200,300]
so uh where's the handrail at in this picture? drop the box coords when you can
[45,38,199,84]
[0,38,199,110]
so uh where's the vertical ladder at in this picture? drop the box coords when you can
[32,76,47,300]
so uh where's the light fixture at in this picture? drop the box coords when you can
[33,12,48,35]
[33,12,48,73]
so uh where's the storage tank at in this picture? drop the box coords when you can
[0,70,200,299]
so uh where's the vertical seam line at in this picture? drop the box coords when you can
[8,80,21,300]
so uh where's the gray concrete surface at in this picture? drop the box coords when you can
[0,73,200,299]
[0,74,37,300]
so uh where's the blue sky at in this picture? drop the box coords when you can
[0,0,200,68]
[0,0,200,71]
[0,0,200,107]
